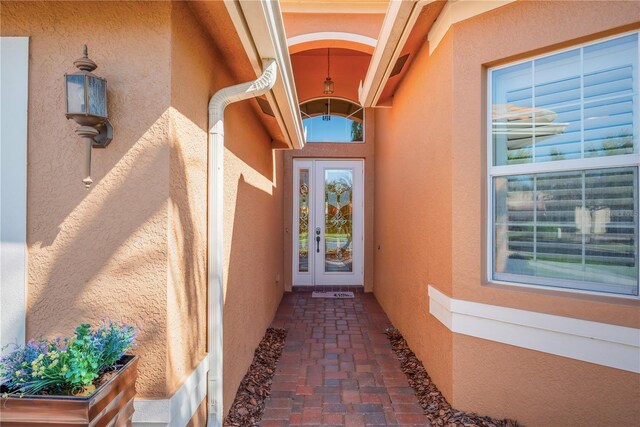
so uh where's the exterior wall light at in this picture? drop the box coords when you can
[65,45,113,188]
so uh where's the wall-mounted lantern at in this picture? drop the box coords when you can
[65,45,113,188]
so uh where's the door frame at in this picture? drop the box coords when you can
[292,158,365,287]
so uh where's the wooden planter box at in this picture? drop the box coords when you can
[0,355,138,427]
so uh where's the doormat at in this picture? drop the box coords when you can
[312,291,354,299]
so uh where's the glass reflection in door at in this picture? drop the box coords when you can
[324,169,353,272]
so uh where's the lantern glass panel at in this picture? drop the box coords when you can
[324,79,334,94]
[87,76,107,117]
[66,74,86,114]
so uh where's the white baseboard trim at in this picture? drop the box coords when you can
[133,354,209,427]
[428,285,640,373]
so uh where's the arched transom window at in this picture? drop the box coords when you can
[300,98,364,143]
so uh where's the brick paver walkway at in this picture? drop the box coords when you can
[262,292,429,426]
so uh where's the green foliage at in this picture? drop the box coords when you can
[350,121,363,141]
[0,321,137,397]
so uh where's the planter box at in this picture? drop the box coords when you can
[0,355,138,427]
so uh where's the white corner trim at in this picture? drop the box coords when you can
[428,285,640,373]
[287,32,377,48]
[133,355,209,427]
[0,36,29,349]
[427,0,516,55]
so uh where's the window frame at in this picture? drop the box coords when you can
[486,30,640,299]
[300,96,366,144]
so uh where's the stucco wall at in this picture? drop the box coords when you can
[449,0,640,326]
[167,1,210,395]
[373,32,454,399]
[223,103,286,414]
[1,0,173,398]
[2,2,287,415]
[447,2,640,424]
[373,1,640,425]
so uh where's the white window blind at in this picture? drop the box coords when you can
[488,32,639,296]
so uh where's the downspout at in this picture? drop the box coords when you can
[207,58,277,427]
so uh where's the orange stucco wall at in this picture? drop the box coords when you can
[167,1,210,396]
[222,99,286,416]
[2,1,286,416]
[1,0,174,398]
[374,1,640,425]
[373,31,454,399]
[448,0,640,327]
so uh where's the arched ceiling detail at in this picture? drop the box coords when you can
[288,32,376,54]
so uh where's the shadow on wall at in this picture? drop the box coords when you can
[165,109,208,391]
[223,169,284,409]
[27,108,204,397]
[223,102,274,181]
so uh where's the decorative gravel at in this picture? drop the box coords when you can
[224,328,287,427]
[385,327,521,427]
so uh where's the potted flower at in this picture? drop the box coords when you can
[0,320,139,426]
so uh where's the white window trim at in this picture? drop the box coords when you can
[0,36,29,348]
[486,31,640,299]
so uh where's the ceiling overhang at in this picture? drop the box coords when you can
[359,0,516,108]
[288,32,376,54]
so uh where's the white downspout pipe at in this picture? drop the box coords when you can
[207,58,277,427]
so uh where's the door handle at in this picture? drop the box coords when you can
[315,227,321,253]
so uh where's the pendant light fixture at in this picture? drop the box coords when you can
[323,48,334,95]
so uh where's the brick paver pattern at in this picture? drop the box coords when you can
[262,292,429,426]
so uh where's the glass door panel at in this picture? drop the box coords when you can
[324,169,353,272]
[299,169,310,272]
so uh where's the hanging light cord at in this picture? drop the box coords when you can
[327,48,330,78]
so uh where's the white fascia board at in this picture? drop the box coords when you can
[427,0,516,55]
[359,0,420,107]
[428,285,640,373]
[224,0,305,149]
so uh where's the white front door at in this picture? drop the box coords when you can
[293,159,364,286]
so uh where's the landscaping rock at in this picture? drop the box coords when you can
[224,328,287,427]
[385,327,521,427]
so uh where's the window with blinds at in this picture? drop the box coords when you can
[488,32,639,296]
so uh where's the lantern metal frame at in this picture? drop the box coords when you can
[64,45,113,188]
